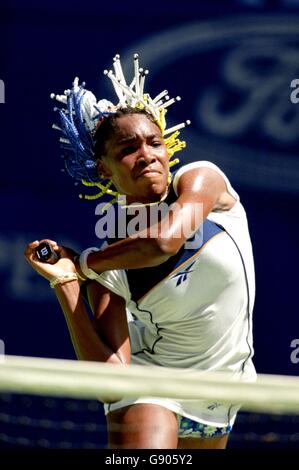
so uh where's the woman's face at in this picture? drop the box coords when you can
[98,113,169,204]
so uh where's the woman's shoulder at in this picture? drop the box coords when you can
[172,160,239,202]
[173,160,224,190]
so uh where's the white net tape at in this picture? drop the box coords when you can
[1,355,299,416]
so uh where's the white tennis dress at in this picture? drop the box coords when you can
[93,161,256,427]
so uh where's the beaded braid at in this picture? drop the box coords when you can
[51,54,190,209]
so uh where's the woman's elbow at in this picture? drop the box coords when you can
[155,237,182,257]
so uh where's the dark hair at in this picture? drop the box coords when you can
[93,107,158,160]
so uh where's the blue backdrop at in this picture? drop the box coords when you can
[0,0,299,447]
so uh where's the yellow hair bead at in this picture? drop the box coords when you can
[164,131,180,144]
[169,158,180,168]
[156,108,166,134]
[101,195,121,212]
[80,192,107,200]
[80,179,118,200]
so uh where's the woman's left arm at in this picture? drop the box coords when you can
[84,167,231,274]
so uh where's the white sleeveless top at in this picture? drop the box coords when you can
[94,161,256,426]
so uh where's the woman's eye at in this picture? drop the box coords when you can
[121,146,136,156]
[151,141,162,147]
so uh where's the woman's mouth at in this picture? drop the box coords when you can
[138,168,161,178]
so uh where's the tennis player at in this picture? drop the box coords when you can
[24,55,256,449]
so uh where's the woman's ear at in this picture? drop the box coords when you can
[97,159,112,179]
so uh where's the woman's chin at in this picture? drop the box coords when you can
[140,181,167,201]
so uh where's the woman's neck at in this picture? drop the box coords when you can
[122,186,170,208]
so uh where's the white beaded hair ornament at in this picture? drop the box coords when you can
[51,53,190,205]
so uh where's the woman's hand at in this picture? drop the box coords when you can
[24,239,78,281]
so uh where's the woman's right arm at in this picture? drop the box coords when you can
[55,280,130,364]
[24,239,130,365]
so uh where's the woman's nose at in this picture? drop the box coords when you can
[137,145,156,165]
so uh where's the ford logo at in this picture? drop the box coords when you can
[104,15,299,193]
